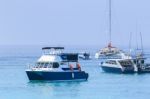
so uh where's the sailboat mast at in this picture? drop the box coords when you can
[109,0,112,44]
[140,32,144,54]
[129,32,132,53]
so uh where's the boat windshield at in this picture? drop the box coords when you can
[35,62,59,68]
[119,60,133,67]
[105,60,117,65]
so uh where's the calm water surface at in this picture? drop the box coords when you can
[0,46,150,99]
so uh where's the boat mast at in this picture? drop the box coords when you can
[109,0,112,46]
[135,23,139,50]
[140,32,144,55]
[129,32,132,54]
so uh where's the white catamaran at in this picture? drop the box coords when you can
[95,0,131,59]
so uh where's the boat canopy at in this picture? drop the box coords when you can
[60,53,78,62]
[42,47,64,55]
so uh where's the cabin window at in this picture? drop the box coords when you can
[141,60,144,64]
[35,62,59,68]
[119,60,133,66]
[36,63,40,67]
[106,60,117,65]
[40,63,44,67]
[36,62,51,68]
[43,63,49,68]
[52,62,59,68]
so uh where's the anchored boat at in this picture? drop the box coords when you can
[95,0,131,59]
[79,52,91,60]
[26,47,89,81]
[100,54,150,74]
[95,44,131,59]
[132,56,150,73]
[100,59,137,73]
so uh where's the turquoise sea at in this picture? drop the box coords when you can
[0,45,150,99]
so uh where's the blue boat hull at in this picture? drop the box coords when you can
[101,66,135,74]
[26,71,89,81]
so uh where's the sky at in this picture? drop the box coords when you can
[0,0,150,48]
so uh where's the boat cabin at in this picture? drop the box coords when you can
[28,48,81,71]
[103,59,135,67]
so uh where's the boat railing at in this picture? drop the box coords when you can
[27,64,33,69]
[99,56,122,59]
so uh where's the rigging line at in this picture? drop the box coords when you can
[129,32,132,53]
[109,0,112,44]
[135,22,139,50]
[140,32,144,54]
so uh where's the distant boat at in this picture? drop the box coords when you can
[131,33,150,73]
[26,47,89,81]
[79,52,91,60]
[95,0,131,59]
[100,57,150,74]
[100,35,150,74]
[95,43,132,59]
